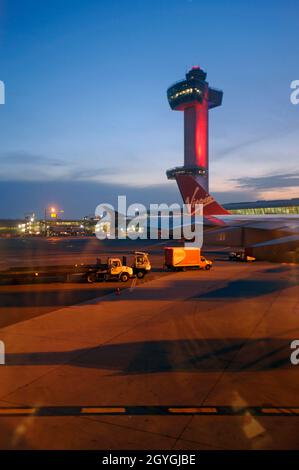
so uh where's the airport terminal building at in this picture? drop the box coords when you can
[223,198,299,215]
[0,198,299,238]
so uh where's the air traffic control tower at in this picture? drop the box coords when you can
[166,66,223,193]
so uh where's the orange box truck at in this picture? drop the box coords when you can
[164,247,212,271]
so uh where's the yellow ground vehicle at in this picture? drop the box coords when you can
[86,257,134,283]
[133,251,151,278]
[86,252,152,283]
[0,253,150,285]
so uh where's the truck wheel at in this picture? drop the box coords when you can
[205,265,211,270]
[137,271,144,279]
[87,273,96,283]
[120,273,129,282]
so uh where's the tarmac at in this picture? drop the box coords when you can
[0,259,298,449]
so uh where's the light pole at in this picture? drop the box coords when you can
[44,207,64,237]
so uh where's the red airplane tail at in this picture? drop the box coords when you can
[175,174,230,216]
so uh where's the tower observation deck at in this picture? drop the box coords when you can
[166,66,223,193]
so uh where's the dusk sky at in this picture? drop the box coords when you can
[0,0,298,218]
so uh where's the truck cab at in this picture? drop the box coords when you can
[109,258,124,275]
[199,256,213,270]
[86,257,134,283]
[105,258,134,282]
[132,252,151,278]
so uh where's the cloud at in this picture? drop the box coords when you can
[0,152,123,183]
[232,172,299,191]
[0,151,158,185]
[214,134,272,160]
[212,190,257,204]
[69,167,123,180]
[0,151,65,167]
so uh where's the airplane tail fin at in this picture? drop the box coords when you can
[175,174,230,216]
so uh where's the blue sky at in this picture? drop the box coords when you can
[0,0,298,218]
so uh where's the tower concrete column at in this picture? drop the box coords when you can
[166,66,222,195]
